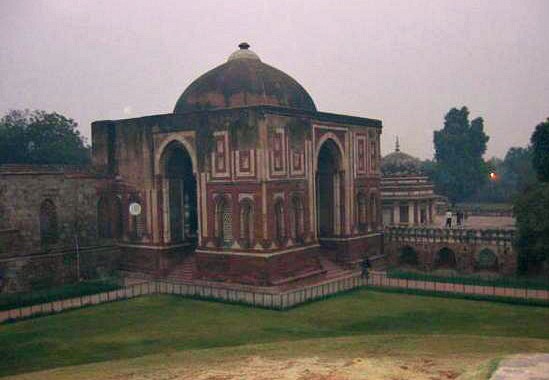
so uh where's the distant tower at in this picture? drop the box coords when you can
[395,136,400,152]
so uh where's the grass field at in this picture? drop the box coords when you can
[1,289,548,379]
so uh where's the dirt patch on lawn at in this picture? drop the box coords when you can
[117,355,464,380]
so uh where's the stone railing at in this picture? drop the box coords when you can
[384,226,515,246]
[0,275,363,323]
[3,270,547,324]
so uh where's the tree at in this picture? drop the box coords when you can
[531,118,549,182]
[513,118,549,274]
[432,107,489,202]
[514,182,549,273]
[0,110,90,165]
[500,147,537,194]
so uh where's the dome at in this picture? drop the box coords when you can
[381,139,423,176]
[174,43,317,113]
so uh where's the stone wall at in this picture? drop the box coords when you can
[384,226,517,275]
[0,245,121,293]
[0,165,99,256]
[0,165,123,294]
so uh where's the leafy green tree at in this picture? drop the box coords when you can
[531,118,549,182]
[514,183,549,273]
[432,107,489,202]
[0,110,90,165]
[513,118,549,274]
[500,147,537,194]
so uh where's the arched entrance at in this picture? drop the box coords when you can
[434,247,457,269]
[399,245,418,266]
[316,139,344,238]
[476,248,498,271]
[162,142,198,244]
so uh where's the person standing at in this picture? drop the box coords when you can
[445,210,452,228]
[456,210,463,227]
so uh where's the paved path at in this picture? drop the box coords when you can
[433,214,516,229]
[491,354,549,380]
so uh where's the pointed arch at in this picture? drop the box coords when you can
[161,140,198,244]
[316,138,344,237]
[434,247,457,269]
[215,196,232,248]
[399,245,418,266]
[239,199,254,248]
[274,198,286,246]
[290,194,305,243]
[476,248,498,271]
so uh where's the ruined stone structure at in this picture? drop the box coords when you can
[381,140,440,226]
[0,165,120,293]
[91,43,383,286]
[0,165,98,254]
[384,226,517,275]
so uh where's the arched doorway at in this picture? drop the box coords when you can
[476,248,498,271]
[399,245,418,266]
[434,247,457,269]
[316,139,344,238]
[163,142,198,244]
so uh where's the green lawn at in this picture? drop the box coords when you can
[1,289,548,378]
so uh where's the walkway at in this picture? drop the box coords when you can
[491,354,549,380]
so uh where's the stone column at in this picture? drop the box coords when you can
[333,171,341,235]
[393,202,399,225]
[162,178,171,244]
[408,201,414,226]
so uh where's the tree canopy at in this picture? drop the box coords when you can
[513,118,549,274]
[0,110,90,165]
[531,118,549,182]
[432,106,489,202]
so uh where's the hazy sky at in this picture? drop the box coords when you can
[1,0,548,159]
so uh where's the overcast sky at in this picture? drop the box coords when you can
[1,0,548,159]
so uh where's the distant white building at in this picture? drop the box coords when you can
[381,141,441,226]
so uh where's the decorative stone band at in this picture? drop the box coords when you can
[384,226,515,244]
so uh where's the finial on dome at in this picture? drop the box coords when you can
[395,136,400,152]
[228,42,260,61]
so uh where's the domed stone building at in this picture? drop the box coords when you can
[381,139,439,226]
[92,43,383,286]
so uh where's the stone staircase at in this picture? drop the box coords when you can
[318,256,354,280]
[164,254,196,283]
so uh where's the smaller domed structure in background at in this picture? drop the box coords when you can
[381,138,441,226]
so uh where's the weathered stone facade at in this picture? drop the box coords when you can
[91,44,384,286]
[384,226,517,275]
[0,165,98,255]
[0,165,122,293]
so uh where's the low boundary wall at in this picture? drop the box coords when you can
[1,272,547,323]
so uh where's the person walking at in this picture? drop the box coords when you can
[361,257,371,279]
